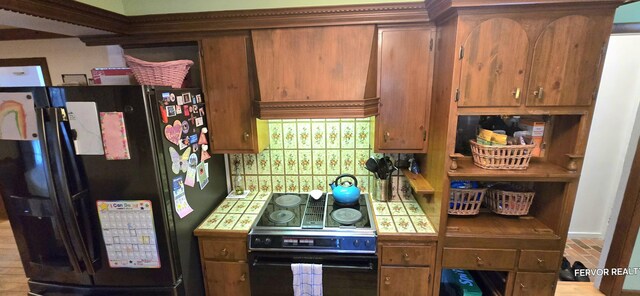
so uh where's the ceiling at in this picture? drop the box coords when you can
[75,0,418,16]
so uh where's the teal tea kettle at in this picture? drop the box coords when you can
[329,174,361,204]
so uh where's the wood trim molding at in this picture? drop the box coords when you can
[613,22,640,34]
[255,97,380,119]
[0,28,69,41]
[0,0,128,34]
[600,138,640,295]
[622,290,640,296]
[81,2,429,46]
[0,57,52,86]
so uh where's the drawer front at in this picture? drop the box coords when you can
[382,245,435,266]
[201,239,246,261]
[443,248,516,270]
[518,250,561,271]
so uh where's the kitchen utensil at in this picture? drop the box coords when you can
[376,179,391,202]
[329,174,361,204]
[365,158,379,178]
[309,189,323,200]
[377,157,389,179]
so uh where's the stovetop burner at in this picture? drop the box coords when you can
[274,194,302,207]
[268,210,295,223]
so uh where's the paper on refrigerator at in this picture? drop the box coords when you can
[66,102,104,155]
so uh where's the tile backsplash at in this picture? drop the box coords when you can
[229,118,413,199]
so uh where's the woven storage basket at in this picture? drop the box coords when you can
[125,55,193,88]
[469,140,535,170]
[486,187,535,216]
[448,188,486,215]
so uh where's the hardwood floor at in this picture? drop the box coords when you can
[0,219,606,295]
[0,219,28,295]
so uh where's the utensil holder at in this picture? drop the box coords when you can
[376,178,392,202]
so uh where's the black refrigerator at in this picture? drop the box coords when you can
[0,86,227,296]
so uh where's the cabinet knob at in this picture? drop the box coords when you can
[475,256,484,266]
[220,248,229,257]
[402,252,410,262]
[240,273,246,282]
[533,87,544,99]
[537,258,545,265]
[384,276,391,285]
[243,132,250,142]
[520,283,526,289]
[384,131,390,142]
[512,88,521,100]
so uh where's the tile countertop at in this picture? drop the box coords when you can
[196,191,271,233]
[368,194,436,235]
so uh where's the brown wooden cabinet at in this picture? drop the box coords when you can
[201,34,269,153]
[198,236,250,296]
[454,11,613,109]
[375,25,434,152]
[526,15,606,107]
[512,272,557,296]
[204,261,251,296]
[458,18,529,107]
[378,242,435,296]
[380,266,431,296]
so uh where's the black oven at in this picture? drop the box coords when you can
[248,251,378,296]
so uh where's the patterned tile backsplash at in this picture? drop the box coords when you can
[229,118,414,198]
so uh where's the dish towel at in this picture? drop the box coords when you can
[291,263,323,296]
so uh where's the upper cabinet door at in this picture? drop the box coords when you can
[527,15,603,106]
[201,35,258,153]
[458,18,529,107]
[376,26,434,152]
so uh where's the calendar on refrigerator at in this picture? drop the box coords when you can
[97,200,161,268]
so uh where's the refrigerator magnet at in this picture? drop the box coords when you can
[164,120,182,146]
[176,95,184,106]
[166,105,176,117]
[199,108,205,117]
[161,92,171,103]
[169,93,176,102]
[179,136,190,150]
[195,117,204,127]
[175,106,182,115]
[201,148,211,162]
[189,134,198,144]
[195,94,202,103]
[182,93,191,104]
[198,131,208,145]
[169,146,190,174]
[197,162,208,190]
[159,105,168,124]
[191,143,199,152]
[181,120,189,134]
[172,176,193,219]
[183,105,190,116]
[99,112,131,160]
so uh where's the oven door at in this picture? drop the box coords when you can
[249,251,378,296]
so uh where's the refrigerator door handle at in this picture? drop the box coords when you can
[47,107,97,275]
[37,107,84,274]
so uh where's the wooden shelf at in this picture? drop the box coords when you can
[402,170,434,195]
[448,158,579,182]
[446,212,559,241]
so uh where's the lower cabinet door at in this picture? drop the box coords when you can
[205,261,250,296]
[380,266,431,296]
[513,272,557,296]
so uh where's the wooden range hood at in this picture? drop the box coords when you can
[251,25,379,119]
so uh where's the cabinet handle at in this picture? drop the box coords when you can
[240,273,246,282]
[384,132,390,142]
[220,248,228,257]
[384,276,391,285]
[533,87,544,99]
[520,283,526,290]
[243,132,250,142]
[475,256,484,266]
[512,88,521,100]
[402,252,410,262]
[537,258,545,265]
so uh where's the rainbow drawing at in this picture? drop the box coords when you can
[0,100,28,139]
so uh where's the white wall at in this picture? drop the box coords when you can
[0,38,125,86]
[570,34,640,238]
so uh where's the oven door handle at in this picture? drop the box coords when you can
[252,259,374,271]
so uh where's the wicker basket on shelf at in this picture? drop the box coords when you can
[469,139,535,170]
[125,55,193,88]
[486,186,535,216]
[448,188,486,215]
